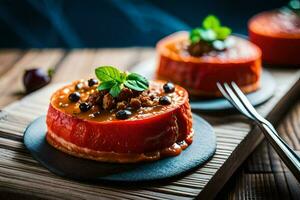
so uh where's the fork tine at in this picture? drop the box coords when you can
[223,83,254,120]
[217,82,231,101]
[220,84,300,181]
[217,82,253,120]
[231,82,277,133]
[231,82,261,117]
[217,82,241,110]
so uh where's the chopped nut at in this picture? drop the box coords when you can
[130,98,142,109]
[118,88,133,101]
[140,95,150,102]
[102,93,115,110]
[132,90,142,98]
[140,95,154,107]
[149,94,155,100]
[152,98,159,106]
[87,90,108,106]
[142,99,153,107]
[88,93,100,105]
[188,41,213,56]
[116,101,127,110]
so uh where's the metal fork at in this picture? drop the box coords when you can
[217,82,300,182]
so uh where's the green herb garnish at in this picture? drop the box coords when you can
[47,68,55,78]
[287,0,300,15]
[189,15,232,45]
[95,66,149,97]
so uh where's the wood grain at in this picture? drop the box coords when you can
[220,101,300,200]
[0,49,299,199]
[0,49,23,76]
[0,49,65,108]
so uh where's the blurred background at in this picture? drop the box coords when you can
[0,0,287,48]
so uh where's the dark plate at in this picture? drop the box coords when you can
[24,114,216,182]
[132,56,275,112]
[190,70,275,111]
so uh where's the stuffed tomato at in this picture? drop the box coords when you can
[249,10,300,66]
[46,67,193,163]
[156,15,262,97]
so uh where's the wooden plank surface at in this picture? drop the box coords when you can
[0,49,65,108]
[0,49,23,76]
[0,49,299,199]
[219,100,300,200]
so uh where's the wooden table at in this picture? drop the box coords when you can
[0,49,299,199]
[218,101,300,199]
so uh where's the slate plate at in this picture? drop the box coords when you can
[132,58,276,112]
[24,114,216,182]
[190,70,276,111]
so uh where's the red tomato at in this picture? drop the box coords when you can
[46,81,193,163]
[249,10,300,66]
[156,32,262,97]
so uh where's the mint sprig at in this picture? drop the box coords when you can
[285,0,300,15]
[95,66,149,97]
[189,15,232,45]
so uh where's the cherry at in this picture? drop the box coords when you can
[23,68,52,93]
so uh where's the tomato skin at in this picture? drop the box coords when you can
[157,56,261,97]
[46,86,192,154]
[249,31,300,65]
[248,11,300,66]
[156,32,262,97]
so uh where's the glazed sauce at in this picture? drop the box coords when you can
[51,80,186,122]
[250,11,300,38]
[161,33,260,62]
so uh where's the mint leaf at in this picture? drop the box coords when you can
[283,0,300,16]
[289,0,300,10]
[136,81,148,89]
[125,73,149,91]
[202,15,220,30]
[199,29,217,42]
[124,80,147,91]
[189,28,201,44]
[110,83,122,97]
[189,15,232,48]
[216,26,231,40]
[95,66,149,97]
[127,73,149,87]
[120,72,127,82]
[95,66,121,82]
[97,80,116,91]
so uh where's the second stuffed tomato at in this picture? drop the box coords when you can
[156,15,262,97]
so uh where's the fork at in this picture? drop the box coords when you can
[217,82,300,182]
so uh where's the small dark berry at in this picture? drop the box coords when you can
[23,68,51,93]
[68,92,80,102]
[159,96,171,105]
[116,110,132,120]
[79,102,91,112]
[75,82,84,90]
[163,82,175,93]
[88,78,98,87]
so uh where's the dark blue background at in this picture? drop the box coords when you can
[0,0,286,48]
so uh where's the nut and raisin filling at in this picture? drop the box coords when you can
[51,80,185,122]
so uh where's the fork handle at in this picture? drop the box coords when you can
[258,123,300,181]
